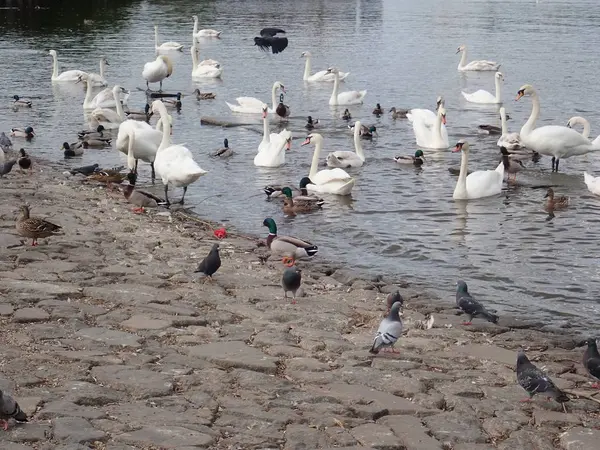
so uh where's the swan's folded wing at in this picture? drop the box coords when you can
[311,168,352,185]
[465,170,503,197]
[407,109,437,125]
[235,97,265,109]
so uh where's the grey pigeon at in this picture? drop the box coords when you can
[579,338,600,388]
[0,132,12,152]
[385,291,404,315]
[0,389,28,431]
[0,159,17,177]
[370,301,403,354]
[455,280,498,325]
[282,266,302,304]
[195,244,221,281]
[516,349,569,403]
[70,163,99,176]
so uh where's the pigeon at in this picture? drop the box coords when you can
[370,301,403,354]
[0,159,17,177]
[516,349,569,403]
[282,266,302,304]
[254,28,288,54]
[385,291,404,315]
[0,132,12,152]
[455,280,499,325]
[70,163,100,176]
[0,389,28,431]
[579,338,600,388]
[195,243,221,281]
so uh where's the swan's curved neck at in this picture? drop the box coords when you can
[458,50,467,69]
[51,52,58,79]
[271,83,278,111]
[154,102,171,151]
[262,113,271,144]
[99,59,105,78]
[303,55,311,81]
[521,92,540,136]
[330,72,340,105]
[83,77,95,108]
[435,110,443,141]
[309,138,323,178]
[575,118,590,139]
[494,77,502,102]
[113,89,125,120]
[455,150,469,197]
[191,47,198,71]
[353,124,365,160]
[500,109,508,135]
[126,127,136,170]
[193,17,198,37]
[154,27,159,47]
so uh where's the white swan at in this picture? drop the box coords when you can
[407,105,449,149]
[456,45,500,71]
[301,133,355,196]
[192,15,221,39]
[453,141,504,200]
[497,107,522,150]
[89,85,128,126]
[154,25,183,52]
[90,56,110,87]
[226,81,285,114]
[150,100,207,205]
[583,172,600,196]
[516,84,600,172]
[567,116,600,145]
[142,55,173,90]
[79,74,126,109]
[300,51,349,82]
[49,49,88,83]
[462,72,504,104]
[327,67,366,106]
[191,44,222,78]
[254,104,292,167]
[326,121,365,168]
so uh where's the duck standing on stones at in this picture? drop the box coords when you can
[263,217,318,266]
[18,149,32,174]
[16,204,62,246]
[516,349,570,403]
[578,338,600,388]
[282,266,302,304]
[195,243,221,282]
[0,390,28,431]
[455,280,499,325]
[370,301,403,354]
[0,132,13,151]
[121,172,162,213]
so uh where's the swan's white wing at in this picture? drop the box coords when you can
[465,170,503,199]
[407,109,436,125]
[193,65,222,78]
[461,89,496,104]
[311,168,352,185]
[142,59,168,82]
[337,90,366,105]
[525,125,593,155]
[584,172,600,196]
[235,97,264,109]
[90,107,122,124]
[54,70,88,82]
[199,59,220,66]
[463,60,500,71]
[497,132,522,150]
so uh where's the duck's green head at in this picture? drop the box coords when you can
[25,126,34,134]
[263,217,277,234]
[299,177,312,189]
[369,126,377,133]
[281,187,293,198]
[415,150,424,158]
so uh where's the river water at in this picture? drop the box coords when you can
[1,0,599,332]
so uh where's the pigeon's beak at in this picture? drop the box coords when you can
[575,339,587,347]
[544,193,549,198]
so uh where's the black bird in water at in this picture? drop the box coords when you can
[254,28,288,54]
[195,244,221,282]
[455,280,499,325]
[516,349,569,403]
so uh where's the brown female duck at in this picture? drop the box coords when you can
[16,204,62,246]
[544,188,569,210]
[281,186,324,214]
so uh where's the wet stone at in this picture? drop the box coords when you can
[188,341,278,374]
[75,327,141,347]
[53,417,106,444]
[13,307,49,323]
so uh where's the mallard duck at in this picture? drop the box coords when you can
[275,93,290,119]
[16,204,62,246]
[478,124,501,135]
[342,109,352,120]
[544,188,569,210]
[122,171,163,213]
[394,150,425,166]
[12,95,32,108]
[81,137,111,148]
[17,149,31,173]
[372,103,383,115]
[0,132,13,151]
[389,107,409,119]
[162,93,182,109]
[500,146,525,181]
[125,104,152,121]
[62,142,83,158]
[305,116,319,130]
[10,127,35,139]
[263,217,318,266]
[193,88,216,100]
[211,138,233,158]
[264,184,300,199]
[78,125,107,140]
[350,123,377,138]
[281,186,324,212]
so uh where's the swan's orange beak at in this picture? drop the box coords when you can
[441,115,447,125]
[452,144,462,153]
[301,137,311,146]
[262,110,268,119]
[285,139,292,151]
[515,91,524,101]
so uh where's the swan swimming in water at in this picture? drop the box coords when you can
[326,121,365,168]
[191,44,222,78]
[154,25,183,52]
[300,51,349,82]
[327,67,366,106]
[49,49,88,83]
[407,105,449,149]
[226,81,285,114]
[254,104,292,168]
[496,107,522,151]
[566,116,600,145]
[192,15,221,39]
[462,72,504,104]
[453,141,504,200]
[456,45,500,71]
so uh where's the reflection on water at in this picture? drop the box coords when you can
[0,0,599,333]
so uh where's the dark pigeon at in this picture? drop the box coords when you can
[455,280,499,325]
[282,266,302,304]
[370,301,403,354]
[0,159,17,177]
[254,28,288,54]
[580,338,600,388]
[0,389,28,431]
[386,291,404,315]
[70,163,100,176]
[195,244,221,281]
[516,349,569,403]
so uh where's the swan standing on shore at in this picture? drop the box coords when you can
[407,105,448,149]
[151,101,207,205]
[226,81,285,114]
[300,51,349,82]
[49,50,88,83]
[456,45,500,71]
[497,107,522,150]
[191,44,222,78]
[192,15,221,39]
[567,116,600,145]
[453,141,504,200]
[142,55,173,91]
[154,25,183,52]
[327,67,366,106]
[516,84,600,172]
[254,104,292,167]
[462,72,504,104]
[326,121,365,168]
[301,133,355,195]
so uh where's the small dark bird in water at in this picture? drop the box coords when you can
[70,163,99,176]
[282,266,302,304]
[78,124,106,140]
[0,389,28,430]
[578,338,600,388]
[62,142,84,158]
[17,149,32,173]
[372,103,383,115]
[455,280,499,325]
[516,349,570,403]
[193,88,216,100]
[305,116,319,130]
[254,28,288,54]
[276,93,290,119]
[212,138,233,158]
[385,291,404,315]
[195,243,221,281]
[12,95,32,108]
[342,109,352,120]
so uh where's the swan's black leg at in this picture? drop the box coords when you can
[178,186,187,205]
[134,159,139,174]
[146,81,149,90]
[556,158,560,172]
[150,162,156,185]
[164,185,170,207]
[159,81,163,92]
[551,157,556,172]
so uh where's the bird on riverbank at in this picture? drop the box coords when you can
[0,132,13,152]
[16,204,62,246]
[69,163,99,176]
[263,217,318,266]
[455,280,499,325]
[0,390,28,431]
[282,266,302,304]
[0,159,17,177]
[254,28,288,54]
[385,291,404,316]
[17,149,31,174]
[370,301,403,354]
[122,171,162,213]
[578,338,600,388]
[517,349,569,403]
[195,243,221,281]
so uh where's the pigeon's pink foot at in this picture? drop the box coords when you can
[591,382,600,389]
[519,398,532,403]
[291,299,296,305]
[462,322,472,326]
[1,419,8,431]
[391,348,400,354]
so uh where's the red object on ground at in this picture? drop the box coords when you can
[213,228,227,239]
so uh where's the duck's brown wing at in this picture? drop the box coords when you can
[277,235,314,248]
[26,218,61,233]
